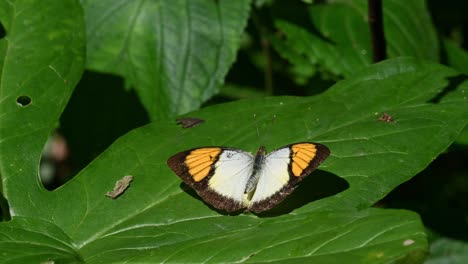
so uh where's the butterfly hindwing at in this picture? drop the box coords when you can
[167,147,254,212]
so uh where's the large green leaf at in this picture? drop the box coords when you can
[0,57,466,262]
[0,0,85,215]
[272,0,438,79]
[0,210,426,263]
[84,209,427,263]
[83,0,251,120]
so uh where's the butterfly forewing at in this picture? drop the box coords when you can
[208,150,254,202]
[248,143,330,213]
[167,147,254,212]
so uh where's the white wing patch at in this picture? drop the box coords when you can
[208,150,254,202]
[250,147,291,203]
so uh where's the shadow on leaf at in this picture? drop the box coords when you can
[429,74,468,103]
[257,170,348,217]
[180,170,348,217]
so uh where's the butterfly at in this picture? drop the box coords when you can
[167,142,330,213]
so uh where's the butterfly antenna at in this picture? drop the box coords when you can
[254,113,260,138]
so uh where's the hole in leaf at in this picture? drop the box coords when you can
[16,95,32,106]
[40,131,72,190]
[40,71,149,190]
[59,71,149,177]
[0,22,5,38]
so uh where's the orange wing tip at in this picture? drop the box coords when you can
[290,143,329,177]
[191,166,211,182]
[186,155,214,168]
[184,147,222,182]
[188,148,221,156]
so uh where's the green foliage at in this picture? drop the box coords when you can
[272,0,438,80]
[0,0,467,263]
[83,0,251,120]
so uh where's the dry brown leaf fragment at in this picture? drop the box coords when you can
[176,117,205,128]
[106,175,134,199]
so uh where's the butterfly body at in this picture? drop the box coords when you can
[167,142,330,213]
[244,146,265,195]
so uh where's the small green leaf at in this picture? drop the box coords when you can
[426,238,468,264]
[83,0,251,120]
[444,39,468,75]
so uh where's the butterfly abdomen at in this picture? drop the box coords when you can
[244,146,266,195]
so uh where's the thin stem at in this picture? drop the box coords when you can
[252,11,273,95]
[368,0,386,62]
